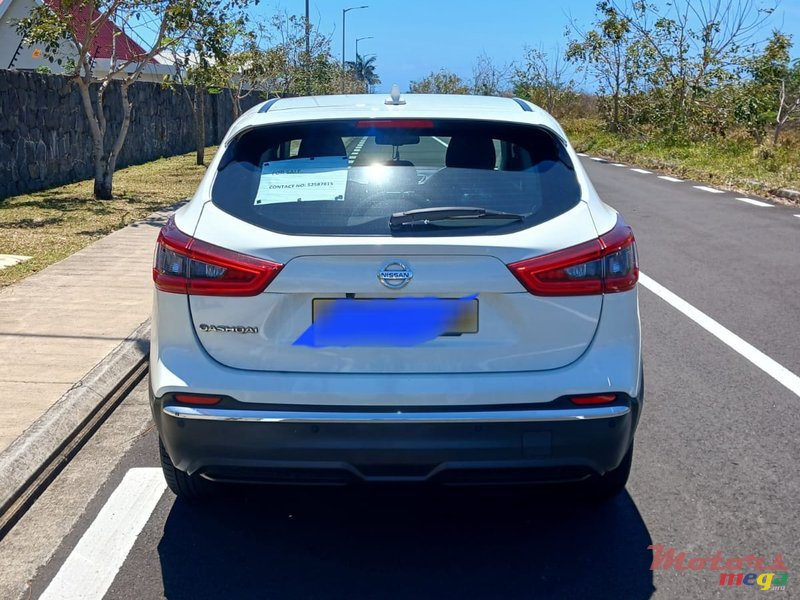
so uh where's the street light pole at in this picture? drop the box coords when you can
[355,36,373,93]
[341,5,368,93]
[305,0,311,96]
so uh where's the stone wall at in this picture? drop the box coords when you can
[0,70,261,199]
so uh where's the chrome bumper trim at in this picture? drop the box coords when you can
[163,405,630,424]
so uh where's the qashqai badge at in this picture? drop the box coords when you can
[378,261,413,289]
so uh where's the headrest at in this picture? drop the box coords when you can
[445,136,496,170]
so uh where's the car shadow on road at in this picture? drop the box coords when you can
[158,485,654,600]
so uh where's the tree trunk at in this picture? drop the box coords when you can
[195,87,206,166]
[772,122,783,146]
[230,88,241,121]
[94,156,114,199]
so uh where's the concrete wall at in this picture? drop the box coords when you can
[0,69,261,200]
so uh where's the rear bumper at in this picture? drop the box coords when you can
[153,392,642,485]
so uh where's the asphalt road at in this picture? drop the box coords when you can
[1,146,799,600]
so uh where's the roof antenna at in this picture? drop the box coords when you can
[385,84,405,105]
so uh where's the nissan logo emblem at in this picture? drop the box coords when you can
[378,261,413,289]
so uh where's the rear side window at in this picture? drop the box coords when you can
[212,119,581,236]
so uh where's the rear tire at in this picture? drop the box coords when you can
[586,443,633,501]
[159,437,213,501]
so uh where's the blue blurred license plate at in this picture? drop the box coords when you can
[312,298,478,335]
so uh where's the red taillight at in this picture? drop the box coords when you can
[175,394,222,405]
[507,217,638,296]
[570,394,617,405]
[356,119,435,129]
[153,217,283,296]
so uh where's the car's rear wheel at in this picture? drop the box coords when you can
[585,443,633,501]
[159,437,213,501]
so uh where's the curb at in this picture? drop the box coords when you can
[0,320,150,515]
[775,188,800,202]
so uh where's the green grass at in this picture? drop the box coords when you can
[0,148,217,287]
[563,119,800,198]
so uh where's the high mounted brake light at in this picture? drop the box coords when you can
[153,217,283,296]
[356,120,434,129]
[507,216,638,296]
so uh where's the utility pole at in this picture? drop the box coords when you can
[305,0,311,96]
[341,5,368,94]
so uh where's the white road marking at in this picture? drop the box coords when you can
[694,185,724,194]
[795,215,800,218]
[590,157,606,162]
[611,163,627,167]
[348,136,368,164]
[735,197,773,207]
[432,136,449,148]
[639,272,800,398]
[658,176,683,183]
[577,152,588,157]
[40,468,166,600]
[630,168,652,174]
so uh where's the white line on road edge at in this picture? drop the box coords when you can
[639,273,800,398]
[611,163,627,167]
[590,157,606,162]
[694,185,724,194]
[432,136,449,148]
[735,197,773,207]
[630,168,652,174]
[40,468,166,600]
[577,152,588,157]
[658,176,683,183]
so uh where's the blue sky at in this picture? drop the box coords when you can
[260,0,800,93]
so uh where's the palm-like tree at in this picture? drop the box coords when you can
[346,53,381,92]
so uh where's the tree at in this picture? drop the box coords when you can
[346,53,380,93]
[513,47,579,117]
[168,14,249,165]
[608,0,775,136]
[16,0,254,199]
[471,52,511,96]
[567,1,642,131]
[736,31,800,144]
[253,13,359,98]
[408,69,469,94]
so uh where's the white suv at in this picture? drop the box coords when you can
[150,92,643,500]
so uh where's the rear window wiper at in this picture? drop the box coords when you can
[389,207,525,230]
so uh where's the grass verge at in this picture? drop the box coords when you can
[0,147,217,288]
[563,119,800,201]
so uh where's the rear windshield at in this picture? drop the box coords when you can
[211,119,581,236]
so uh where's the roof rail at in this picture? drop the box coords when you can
[512,98,533,112]
[258,98,281,113]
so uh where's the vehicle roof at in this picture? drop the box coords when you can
[230,93,566,141]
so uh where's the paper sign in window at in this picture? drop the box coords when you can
[254,156,349,205]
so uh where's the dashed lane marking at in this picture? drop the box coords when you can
[630,168,652,174]
[694,185,724,194]
[639,273,800,398]
[577,152,588,157]
[432,136,449,148]
[348,136,368,164]
[611,163,626,167]
[735,197,773,207]
[39,468,167,600]
[658,176,683,183]
[589,157,607,162]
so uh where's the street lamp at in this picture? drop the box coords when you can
[341,5,368,93]
[355,35,373,61]
[305,0,310,95]
[354,38,374,93]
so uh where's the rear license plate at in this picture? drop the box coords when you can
[312,298,478,335]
